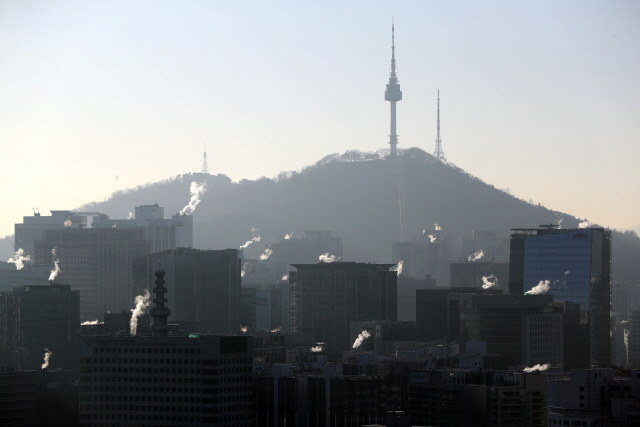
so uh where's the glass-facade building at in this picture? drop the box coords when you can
[509,227,611,367]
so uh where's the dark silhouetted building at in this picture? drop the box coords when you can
[509,227,611,367]
[34,228,150,321]
[0,369,36,426]
[289,262,397,359]
[133,248,242,334]
[0,284,79,372]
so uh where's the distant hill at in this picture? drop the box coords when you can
[76,148,640,283]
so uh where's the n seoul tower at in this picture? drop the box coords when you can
[384,24,402,157]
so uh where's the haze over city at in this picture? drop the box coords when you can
[1,0,639,239]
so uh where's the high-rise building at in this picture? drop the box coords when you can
[289,262,397,359]
[509,227,611,367]
[384,24,402,157]
[465,294,564,368]
[78,267,254,426]
[391,230,452,283]
[92,204,194,251]
[0,284,80,372]
[15,285,80,372]
[34,228,150,321]
[15,210,100,258]
[133,248,242,334]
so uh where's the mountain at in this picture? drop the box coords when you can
[76,148,640,283]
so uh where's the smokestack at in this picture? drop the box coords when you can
[150,267,171,338]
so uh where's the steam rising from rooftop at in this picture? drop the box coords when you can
[64,219,72,227]
[481,275,497,289]
[81,320,103,325]
[129,290,151,336]
[391,260,403,276]
[42,348,52,369]
[353,330,371,349]
[428,234,436,243]
[284,233,294,239]
[526,280,550,295]
[434,223,441,231]
[240,228,261,249]
[259,247,273,260]
[282,273,289,281]
[49,248,60,281]
[7,248,30,270]
[468,249,484,262]
[311,345,324,352]
[179,181,207,215]
[578,220,593,229]
[523,363,550,373]
[319,253,340,263]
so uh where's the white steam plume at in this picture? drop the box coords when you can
[428,234,436,243]
[468,249,484,262]
[81,320,103,325]
[282,274,289,281]
[271,327,281,333]
[526,280,550,295]
[564,271,570,275]
[391,260,403,276]
[557,218,563,229]
[523,363,550,373]
[240,228,261,249]
[259,247,273,260]
[42,348,52,369]
[8,248,30,270]
[319,253,340,263]
[434,223,441,231]
[352,330,371,349]
[311,346,324,352]
[482,275,498,289]
[284,233,294,239]
[241,262,252,278]
[578,220,593,229]
[129,291,151,336]
[128,211,134,220]
[64,219,72,227]
[179,181,208,215]
[49,248,60,281]
[240,326,248,333]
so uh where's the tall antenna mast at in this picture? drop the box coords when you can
[202,143,210,174]
[384,22,402,157]
[433,90,446,162]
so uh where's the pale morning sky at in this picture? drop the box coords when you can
[1,0,639,238]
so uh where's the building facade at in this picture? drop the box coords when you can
[289,262,397,359]
[33,228,149,321]
[509,227,611,367]
[133,248,242,334]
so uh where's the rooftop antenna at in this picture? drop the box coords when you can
[433,90,447,162]
[202,143,210,175]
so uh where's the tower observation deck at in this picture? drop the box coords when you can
[385,24,402,157]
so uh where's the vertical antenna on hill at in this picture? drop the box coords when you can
[433,90,447,162]
[202,143,210,175]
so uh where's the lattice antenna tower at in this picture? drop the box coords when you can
[433,90,447,162]
[202,143,210,174]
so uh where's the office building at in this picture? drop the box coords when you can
[78,267,254,426]
[485,371,547,427]
[33,228,149,321]
[465,294,563,368]
[289,262,397,359]
[92,204,194,252]
[133,248,242,334]
[547,368,640,425]
[0,262,50,293]
[14,210,100,259]
[397,276,436,321]
[509,227,611,367]
[0,369,36,426]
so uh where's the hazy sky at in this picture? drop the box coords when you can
[1,0,639,238]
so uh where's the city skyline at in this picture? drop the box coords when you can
[1,1,639,239]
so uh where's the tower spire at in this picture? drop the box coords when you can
[202,143,210,174]
[384,22,402,157]
[433,90,447,162]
